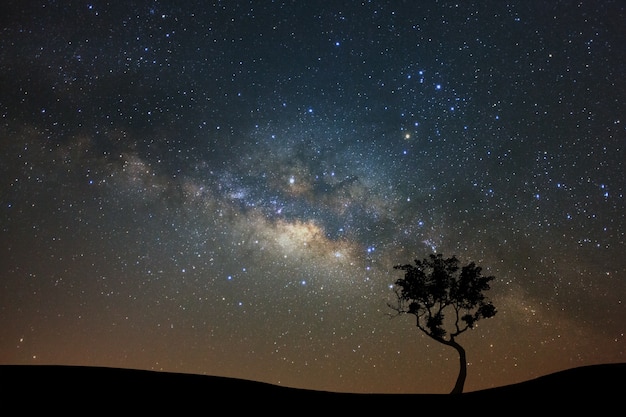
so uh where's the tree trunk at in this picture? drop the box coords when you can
[447,338,467,394]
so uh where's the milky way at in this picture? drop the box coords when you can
[1,1,624,393]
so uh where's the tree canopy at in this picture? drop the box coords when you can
[390,253,497,393]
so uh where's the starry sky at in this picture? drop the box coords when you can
[1,0,624,394]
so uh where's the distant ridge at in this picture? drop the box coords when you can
[2,363,624,412]
[466,362,626,397]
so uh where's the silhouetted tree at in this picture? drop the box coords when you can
[389,253,497,394]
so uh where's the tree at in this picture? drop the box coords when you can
[389,253,497,394]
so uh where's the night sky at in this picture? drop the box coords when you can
[1,1,624,394]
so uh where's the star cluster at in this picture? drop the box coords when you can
[1,1,624,393]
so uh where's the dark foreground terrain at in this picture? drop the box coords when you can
[2,363,624,412]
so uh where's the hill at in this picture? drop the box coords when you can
[1,363,624,412]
